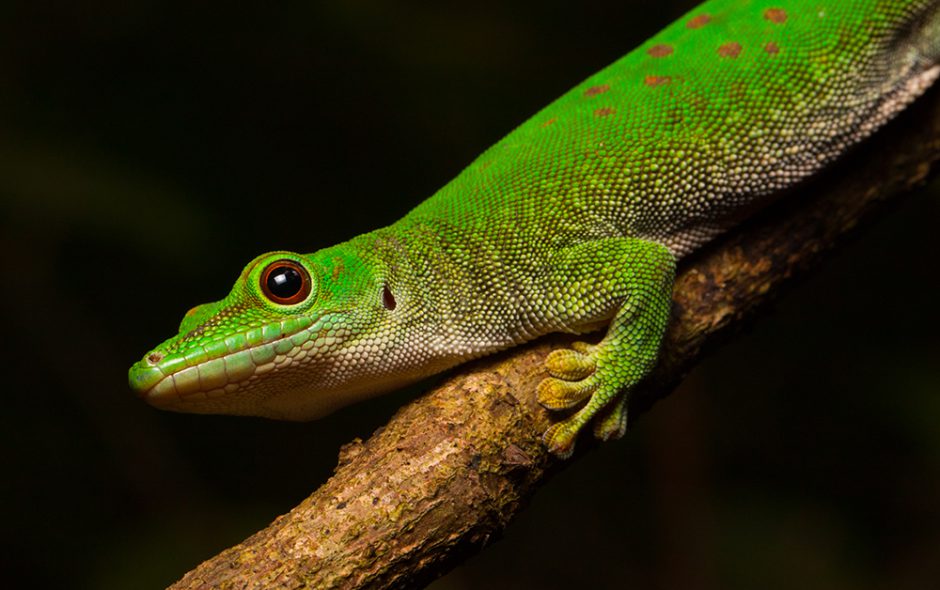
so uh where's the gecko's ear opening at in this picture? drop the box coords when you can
[382,284,397,310]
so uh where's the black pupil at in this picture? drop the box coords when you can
[267,266,303,299]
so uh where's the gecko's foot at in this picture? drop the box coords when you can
[538,341,626,458]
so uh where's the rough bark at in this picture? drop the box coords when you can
[169,85,940,590]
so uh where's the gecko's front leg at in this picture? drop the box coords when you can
[537,238,675,458]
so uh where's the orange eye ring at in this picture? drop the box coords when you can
[260,259,312,305]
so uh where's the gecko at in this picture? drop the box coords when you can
[129,0,940,458]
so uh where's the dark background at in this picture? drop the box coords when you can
[2,1,938,588]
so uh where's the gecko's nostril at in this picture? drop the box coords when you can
[147,352,164,364]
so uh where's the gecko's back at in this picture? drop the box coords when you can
[407,0,940,257]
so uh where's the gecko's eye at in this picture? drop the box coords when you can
[260,260,312,305]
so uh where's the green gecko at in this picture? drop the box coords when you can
[129,0,940,458]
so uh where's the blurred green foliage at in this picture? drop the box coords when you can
[0,1,937,589]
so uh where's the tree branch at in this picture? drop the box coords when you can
[169,85,940,590]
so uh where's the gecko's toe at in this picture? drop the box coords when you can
[593,396,628,441]
[543,422,579,459]
[545,347,596,380]
[537,375,597,410]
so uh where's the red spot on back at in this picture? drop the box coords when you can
[687,14,712,29]
[647,44,674,58]
[764,42,780,55]
[643,75,672,87]
[541,117,557,127]
[594,107,615,117]
[718,42,742,58]
[764,8,788,23]
[584,84,610,97]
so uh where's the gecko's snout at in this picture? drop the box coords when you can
[128,357,166,400]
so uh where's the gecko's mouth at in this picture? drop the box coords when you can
[128,346,262,407]
[128,315,328,408]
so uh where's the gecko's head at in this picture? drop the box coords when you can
[128,249,398,420]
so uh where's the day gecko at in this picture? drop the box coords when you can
[130,0,940,457]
